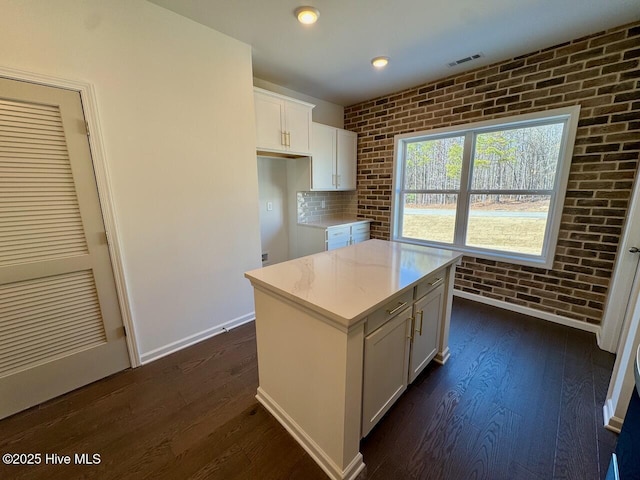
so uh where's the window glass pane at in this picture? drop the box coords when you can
[465,194,550,255]
[402,194,457,244]
[404,136,464,190]
[471,123,564,190]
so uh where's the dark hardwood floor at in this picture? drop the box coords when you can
[0,297,617,480]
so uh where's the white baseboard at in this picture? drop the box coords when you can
[435,347,450,365]
[139,312,255,365]
[603,398,623,433]
[256,387,365,480]
[454,290,601,335]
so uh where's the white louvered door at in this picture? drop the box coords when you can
[0,77,130,419]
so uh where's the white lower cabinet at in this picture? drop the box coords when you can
[409,282,444,383]
[361,305,412,437]
[326,225,351,251]
[326,222,370,250]
[296,221,371,257]
[350,222,370,245]
[362,269,446,437]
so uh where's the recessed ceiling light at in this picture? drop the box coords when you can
[371,56,389,68]
[295,6,319,25]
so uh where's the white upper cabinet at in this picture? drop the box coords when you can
[285,100,314,154]
[254,87,314,156]
[310,123,336,190]
[311,122,357,191]
[336,128,357,190]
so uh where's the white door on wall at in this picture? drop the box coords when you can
[0,77,130,419]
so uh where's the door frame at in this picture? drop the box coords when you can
[600,166,640,430]
[603,261,640,431]
[0,65,140,367]
[599,178,640,354]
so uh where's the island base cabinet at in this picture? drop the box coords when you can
[409,284,444,384]
[361,306,412,437]
[244,240,462,479]
[252,288,366,480]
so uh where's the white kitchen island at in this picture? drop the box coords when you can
[244,239,462,480]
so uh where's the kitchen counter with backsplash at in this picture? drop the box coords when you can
[298,218,371,228]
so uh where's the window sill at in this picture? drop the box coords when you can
[393,236,553,270]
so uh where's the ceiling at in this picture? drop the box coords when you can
[148,0,640,106]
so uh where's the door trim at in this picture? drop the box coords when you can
[0,65,140,367]
[603,261,640,432]
[599,177,640,353]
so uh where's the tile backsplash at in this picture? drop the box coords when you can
[297,191,358,223]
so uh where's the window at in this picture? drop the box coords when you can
[392,106,580,268]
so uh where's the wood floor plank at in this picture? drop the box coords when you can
[593,358,618,479]
[0,299,617,480]
[446,404,520,480]
[500,319,567,478]
[553,330,601,479]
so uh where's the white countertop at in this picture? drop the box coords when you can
[245,239,462,328]
[298,218,372,229]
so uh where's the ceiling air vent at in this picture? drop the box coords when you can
[448,53,483,67]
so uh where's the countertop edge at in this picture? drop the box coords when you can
[245,253,462,330]
[297,218,372,229]
[244,274,360,330]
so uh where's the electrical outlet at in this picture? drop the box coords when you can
[267,201,273,211]
[261,252,268,262]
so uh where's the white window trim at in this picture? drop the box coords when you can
[391,106,581,269]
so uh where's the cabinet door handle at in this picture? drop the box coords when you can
[336,174,341,187]
[286,131,291,147]
[281,131,286,146]
[416,310,424,336]
[429,277,444,287]
[386,301,408,316]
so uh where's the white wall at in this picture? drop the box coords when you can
[0,0,262,362]
[257,157,290,265]
[253,77,345,128]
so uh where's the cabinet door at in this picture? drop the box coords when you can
[255,92,284,152]
[336,129,357,190]
[285,100,312,155]
[408,285,444,383]
[351,233,370,245]
[326,225,350,251]
[351,222,370,245]
[362,307,412,437]
[327,238,351,251]
[310,122,336,190]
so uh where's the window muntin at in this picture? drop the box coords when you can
[392,107,580,268]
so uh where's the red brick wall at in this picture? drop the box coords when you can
[344,22,640,326]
